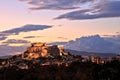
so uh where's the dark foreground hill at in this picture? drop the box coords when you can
[0,60,120,80]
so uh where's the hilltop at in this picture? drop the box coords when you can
[23,42,69,59]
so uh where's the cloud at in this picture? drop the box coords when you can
[56,0,120,20]
[18,0,94,10]
[102,34,120,38]
[116,32,120,34]
[57,37,68,40]
[3,39,30,44]
[0,45,28,56]
[103,34,120,44]
[47,42,67,45]
[0,24,52,40]
[24,36,37,38]
[1,24,51,35]
[19,0,120,20]
[24,36,45,38]
[63,35,120,53]
[0,36,7,40]
[0,39,30,56]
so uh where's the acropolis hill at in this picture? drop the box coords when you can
[23,42,69,60]
[1,42,120,70]
[1,43,120,80]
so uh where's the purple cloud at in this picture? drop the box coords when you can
[18,0,96,10]
[64,35,120,53]
[0,36,7,40]
[0,24,52,40]
[56,1,120,20]
[1,24,51,35]
[24,36,45,38]
[19,0,120,20]
[0,39,31,56]
[0,45,28,56]
[3,39,30,44]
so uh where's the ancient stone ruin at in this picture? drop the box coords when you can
[23,42,68,59]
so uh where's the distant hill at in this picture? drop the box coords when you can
[65,49,118,58]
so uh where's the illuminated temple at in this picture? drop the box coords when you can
[23,42,68,59]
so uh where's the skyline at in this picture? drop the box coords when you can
[0,0,120,56]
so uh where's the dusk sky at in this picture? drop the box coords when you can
[0,0,120,56]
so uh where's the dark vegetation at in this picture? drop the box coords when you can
[0,60,120,80]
